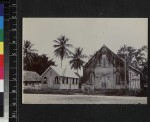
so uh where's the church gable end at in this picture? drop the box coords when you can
[83,45,126,89]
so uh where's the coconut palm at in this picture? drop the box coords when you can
[68,47,87,73]
[53,35,73,67]
[23,40,37,70]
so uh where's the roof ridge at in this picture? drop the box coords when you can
[84,44,141,73]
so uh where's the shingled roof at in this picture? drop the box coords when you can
[23,71,41,81]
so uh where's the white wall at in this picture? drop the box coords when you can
[42,68,79,90]
[42,68,59,88]
[60,77,79,90]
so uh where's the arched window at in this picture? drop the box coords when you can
[116,72,120,84]
[90,72,95,83]
[55,76,59,84]
[102,54,107,67]
[43,77,47,84]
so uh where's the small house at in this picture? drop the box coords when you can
[41,66,80,90]
[23,71,42,89]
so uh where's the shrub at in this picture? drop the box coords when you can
[23,88,82,95]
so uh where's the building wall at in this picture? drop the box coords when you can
[128,69,141,90]
[83,54,125,90]
[42,68,59,88]
[60,77,79,89]
[41,68,79,90]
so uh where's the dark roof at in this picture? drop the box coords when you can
[23,71,41,81]
[84,44,141,73]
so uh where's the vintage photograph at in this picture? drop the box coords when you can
[22,18,148,104]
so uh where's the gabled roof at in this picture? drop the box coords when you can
[41,66,79,78]
[84,44,141,73]
[84,44,123,67]
[23,71,41,81]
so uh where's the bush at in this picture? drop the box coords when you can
[23,88,82,95]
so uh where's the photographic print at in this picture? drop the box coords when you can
[22,18,148,104]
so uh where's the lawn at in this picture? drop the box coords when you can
[22,94,147,104]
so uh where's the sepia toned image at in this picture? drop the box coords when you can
[22,18,148,104]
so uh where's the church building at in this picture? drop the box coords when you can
[83,45,141,91]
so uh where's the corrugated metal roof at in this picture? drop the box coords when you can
[51,66,79,78]
[23,71,41,81]
[42,66,79,78]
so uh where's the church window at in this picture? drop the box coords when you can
[116,72,120,84]
[55,76,59,84]
[90,72,95,83]
[102,54,107,67]
[43,77,47,84]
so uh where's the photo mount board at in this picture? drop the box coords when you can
[18,0,150,122]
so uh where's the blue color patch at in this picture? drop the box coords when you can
[0,4,4,16]
[0,16,3,29]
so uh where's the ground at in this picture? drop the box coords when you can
[22,94,147,104]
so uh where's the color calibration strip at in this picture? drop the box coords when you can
[9,0,18,121]
[0,4,4,117]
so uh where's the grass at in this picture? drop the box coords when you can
[23,88,147,96]
[23,94,147,104]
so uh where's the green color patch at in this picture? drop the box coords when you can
[0,29,3,42]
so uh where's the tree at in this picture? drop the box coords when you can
[23,40,37,70]
[53,35,73,67]
[117,45,136,64]
[117,45,147,70]
[68,47,87,73]
[25,53,56,75]
[134,45,147,68]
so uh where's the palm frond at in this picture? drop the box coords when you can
[53,44,61,48]
[53,40,61,44]
[65,44,73,48]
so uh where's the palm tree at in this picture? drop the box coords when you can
[53,35,73,67]
[68,47,87,73]
[23,40,37,70]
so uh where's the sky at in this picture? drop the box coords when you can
[23,18,148,75]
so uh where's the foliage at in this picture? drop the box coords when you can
[53,35,73,67]
[23,88,82,94]
[117,45,147,70]
[23,40,37,70]
[25,53,56,75]
[68,47,87,72]
[23,40,56,75]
